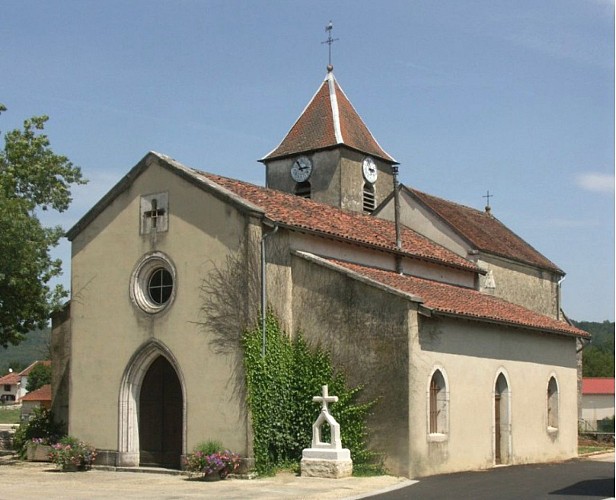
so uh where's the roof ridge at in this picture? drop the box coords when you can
[408,186,562,273]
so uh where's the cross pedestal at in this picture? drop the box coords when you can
[301,385,353,478]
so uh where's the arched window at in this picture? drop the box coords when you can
[547,376,559,430]
[363,183,375,213]
[428,369,448,436]
[295,181,311,199]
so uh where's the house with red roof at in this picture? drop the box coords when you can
[0,370,20,404]
[581,378,615,430]
[0,360,51,404]
[20,384,52,421]
[52,64,588,478]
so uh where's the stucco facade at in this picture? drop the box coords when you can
[64,158,258,466]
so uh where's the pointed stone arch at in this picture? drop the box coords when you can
[117,339,187,467]
[493,369,512,465]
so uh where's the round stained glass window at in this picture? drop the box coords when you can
[130,252,176,314]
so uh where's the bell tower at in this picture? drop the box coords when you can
[260,24,398,214]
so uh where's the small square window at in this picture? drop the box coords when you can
[140,192,168,234]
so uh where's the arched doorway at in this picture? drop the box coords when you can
[117,340,186,469]
[494,372,511,464]
[139,356,183,468]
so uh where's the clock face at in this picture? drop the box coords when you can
[291,156,313,182]
[362,156,378,183]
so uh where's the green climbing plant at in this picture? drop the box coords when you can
[242,311,380,475]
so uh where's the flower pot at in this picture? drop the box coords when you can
[26,443,52,462]
[61,462,90,472]
[202,470,224,481]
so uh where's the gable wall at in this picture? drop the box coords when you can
[408,316,578,477]
[378,193,560,317]
[478,254,559,318]
[378,191,470,257]
[68,161,255,459]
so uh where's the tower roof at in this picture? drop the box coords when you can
[261,71,397,164]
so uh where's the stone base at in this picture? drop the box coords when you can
[301,457,353,478]
[301,448,352,479]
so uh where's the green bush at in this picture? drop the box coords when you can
[242,312,380,475]
[598,416,615,433]
[193,440,225,455]
[12,407,63,458]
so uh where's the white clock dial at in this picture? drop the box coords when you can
[362,156,378,184]
[291,156,313,182]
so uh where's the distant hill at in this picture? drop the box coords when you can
[0,328,50,375]
[572,320,615,378]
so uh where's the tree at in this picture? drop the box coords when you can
[0,104,85,347]
[25,362,51,392]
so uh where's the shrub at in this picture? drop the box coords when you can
[242,312,380,475]
[183,443,241,479]
[12,407,63,458]
[49,436,97,470]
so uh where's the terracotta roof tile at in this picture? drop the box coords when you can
[327,258,588,338]
[262,72,396,163]
[582,378,615,395]
[19,360,51,377]
[194,170,478,273]
[21,384,51,402]
[0,372,19,385]
[409,188,562,273]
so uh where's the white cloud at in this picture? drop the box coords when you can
[576,173,615,193]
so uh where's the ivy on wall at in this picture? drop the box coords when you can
[242,312,379,475]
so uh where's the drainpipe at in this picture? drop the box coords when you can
[392,165,403,274]
[261,223,278,357]
[557,276,566,321]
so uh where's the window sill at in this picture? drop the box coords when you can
[427,433,448,443]
[547,426,559,435]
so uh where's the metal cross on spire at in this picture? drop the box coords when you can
[322,21,339,72]
[483,190,494,214]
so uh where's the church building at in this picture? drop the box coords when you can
[51,65,588,478]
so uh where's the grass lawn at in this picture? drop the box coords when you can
[0,408,20,424]
[579,436,614,455]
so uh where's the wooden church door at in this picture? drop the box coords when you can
[139,356,183,468]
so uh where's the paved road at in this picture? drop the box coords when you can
[373,455,615,500]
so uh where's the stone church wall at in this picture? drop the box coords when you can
[50,303,70,434]
[478,254,559,318]
[290,254,414,477]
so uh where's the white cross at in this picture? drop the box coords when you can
[313,385,338,414]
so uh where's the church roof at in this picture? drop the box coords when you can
[404,187,563,273]
[198,170,477,273]
[261,71,397,163]
[321,257,588,338]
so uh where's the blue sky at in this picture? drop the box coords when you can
[2,1,614,321]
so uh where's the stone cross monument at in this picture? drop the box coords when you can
[300,385,353,478]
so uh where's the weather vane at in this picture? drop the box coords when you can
[322,21,339,71]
